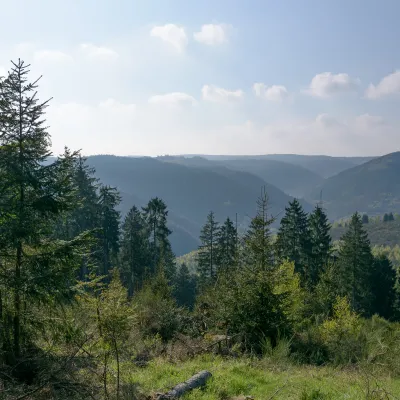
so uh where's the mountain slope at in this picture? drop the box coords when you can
[87,155,304,255]
[158,156,323,197]
[308,152,400,219]
[188,154,375,178]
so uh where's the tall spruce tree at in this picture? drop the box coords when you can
[244,187,275,271]
[337,212,374,314]
[120,205,149,295]
[0,60,90,360]
[197,211,220,285]
[217,217,237,271]
[142,197,175,281]
[307,205,332,288]
[97,185,121,277]
[370,254,397,320]
[275,198,309,281]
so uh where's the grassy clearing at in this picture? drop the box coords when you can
[123,354,400,399]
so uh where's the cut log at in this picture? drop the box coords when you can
[156,370,212,399]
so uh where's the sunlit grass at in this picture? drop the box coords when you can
[123,354,400,399]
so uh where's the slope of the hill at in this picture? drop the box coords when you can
[186,154,374,178]
[158,156,323,197]
[87,155,304,255]
[308,152,400,220]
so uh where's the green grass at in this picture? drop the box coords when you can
[122,354,400,399]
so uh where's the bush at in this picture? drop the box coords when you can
[319,296,365,364]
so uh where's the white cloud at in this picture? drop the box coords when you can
[202,84,243,102]
[80,43,118,59]
[315,113,342,128]
[148,92,196,107]
[33,50,73,64]
[253,83,288,102]
[365,70,400,99]
[193,24,230,45]
[150,24,188,52]
[307,72,360,98]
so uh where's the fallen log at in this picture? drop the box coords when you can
[156,370,212,399]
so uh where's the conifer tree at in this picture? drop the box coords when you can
[275,198,310,280]
[97,186,121,277]
[174,263,197,309]
[120,205,149,295]
[197,211,220,285]
[308,205,332,288]
[142,197,175,281]
[370,254,397,319]
[244,187,275,271]
[337,212,374,314]
[217,217,237,271]
[0,60,90,360]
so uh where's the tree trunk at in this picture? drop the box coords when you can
[156,370,212,399]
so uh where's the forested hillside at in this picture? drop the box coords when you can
[159,156,323,197]
[309,152,400,219]
[86,155,307,255]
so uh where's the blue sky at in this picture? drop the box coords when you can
[0,0,399,156]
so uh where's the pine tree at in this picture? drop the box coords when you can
[337,212,374,314]
[308,205,332,288]
[142,197,175,281]
[217,217,237,271]
[120,205,149,295]
[275,198,310,281]
[0,60,90,360]
[362,214,369,224]
[197,211,220,285]
[244,187,275,271]
[97,186,121,277]
[174,263,197,309]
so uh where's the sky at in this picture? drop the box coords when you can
[0,0,400,157]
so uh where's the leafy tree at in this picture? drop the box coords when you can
[197,211,220,285]
[174,263,197,309]
[216,217,237,271]
[142,197,175,281]
[275,198,310,281]
[244,187,275,271]
[120,205,149,295]
[336,212,374,315]
[97,186,121,277]
[0,60,90,361]
[308,205,332,288]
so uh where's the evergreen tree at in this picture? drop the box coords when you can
[120,205,149,295]
[244,187,275,271]
[174,263,197,309]
[142,197,175,281]
[0,60,90,361]
[275,198,310,280]
[337,212,374,314]
[362,214,369,224]
[217,217,237,271]
[388,212,395,221]
[97,186,121,277]
[197,211,220,285]
[370,254,397,320]
[308,205,332,288]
